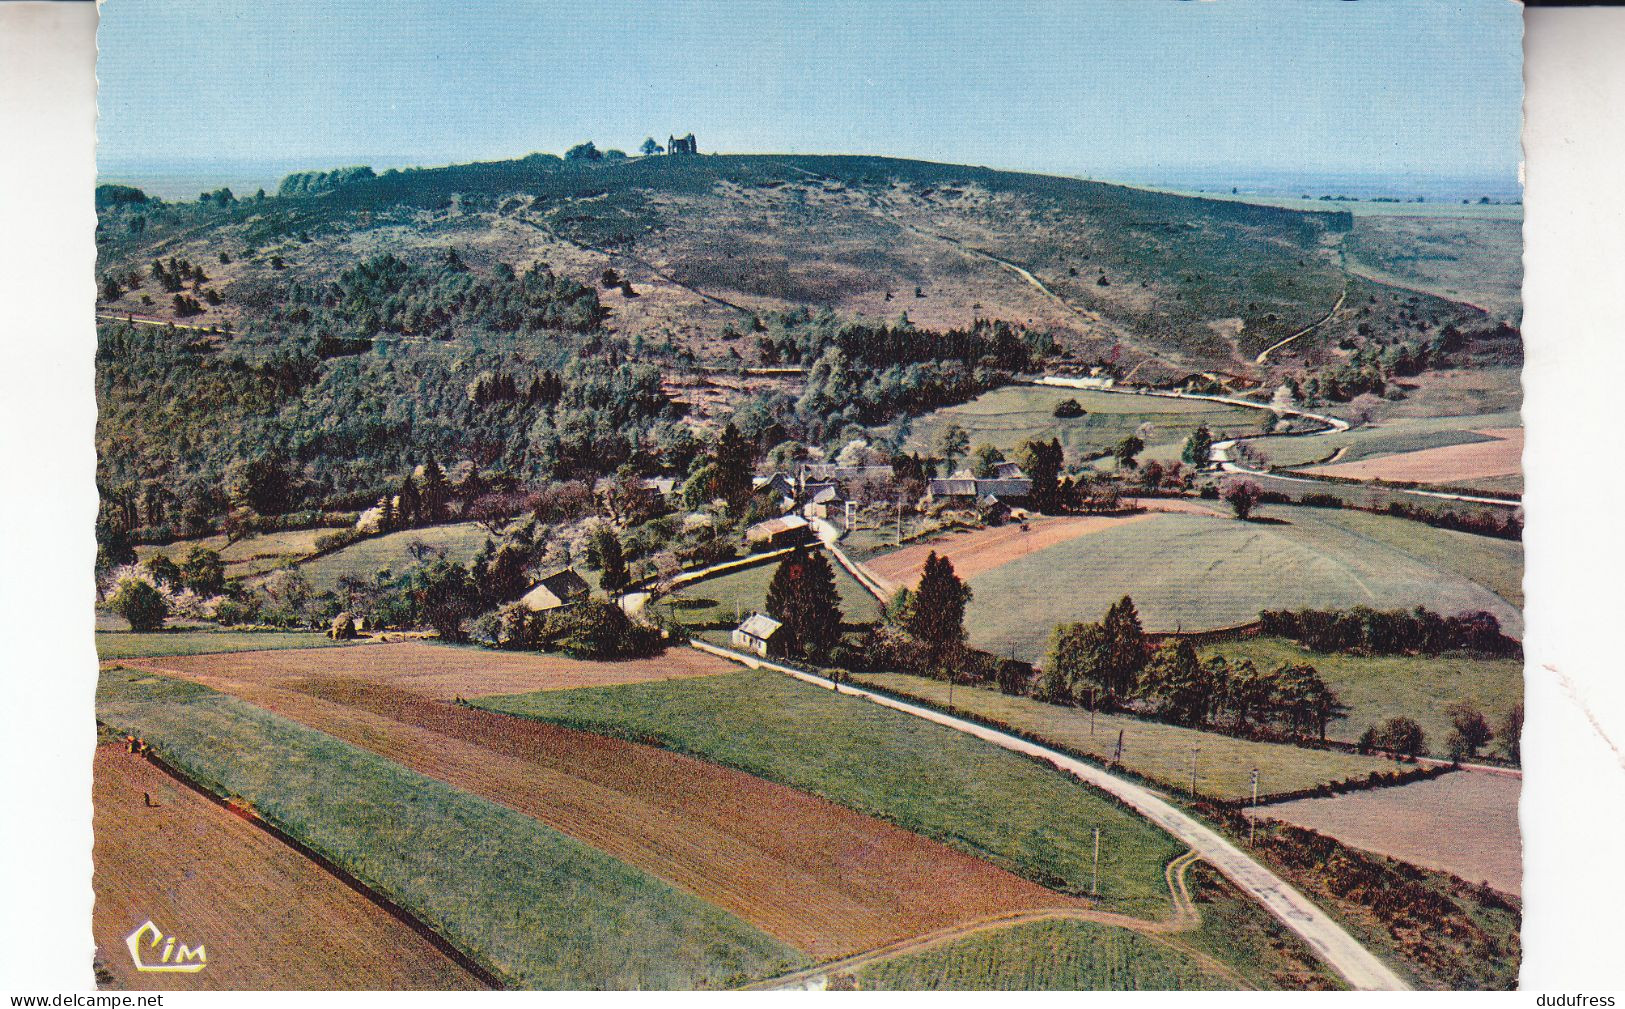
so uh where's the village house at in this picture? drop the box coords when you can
[794,463,895,500]
[926,474,1033,505]
[744,513,815,550]
[731,612,783,657]
[518,567,591,612]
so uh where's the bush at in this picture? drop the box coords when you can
[314,527,366,553]
[328,612,358,640]
[539,600,664,660]
[1052,398,1085,419]
[110,578,168,631]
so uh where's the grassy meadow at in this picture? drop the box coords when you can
[95,668,802,989]
[1200,637,1523,755]
[296,521,501,592]
[95,628,349,660]
[852,672,1390,801]
[857,920,1231,991]
[1246,411,1520,471]
[662,550,883,629]
[954,504,1521,660]
[901,385,1262,465]
[475,670,1187,917]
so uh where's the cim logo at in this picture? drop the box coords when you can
[124,920,207,973]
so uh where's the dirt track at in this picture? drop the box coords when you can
[92,744,485,991]
[116,640,732,698]
[117,652,1087,960]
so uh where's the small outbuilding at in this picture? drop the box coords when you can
[744,513,814,550]
[519,567,591,612]
[732,612,784,657]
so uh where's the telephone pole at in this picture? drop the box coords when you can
[1189,746,1200,799]
[1248,767,1259,846]
[1091,827,1101,897]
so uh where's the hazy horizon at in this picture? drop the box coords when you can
[98,0,1523,193]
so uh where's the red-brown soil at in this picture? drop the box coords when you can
[117,640,731,699]
[1304,428,1523,485]
[1263,770,1522,896]
[92,743,485,991]
[866,514,1152,590]
[115,651,1086,960]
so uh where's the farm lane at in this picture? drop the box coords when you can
[1254,284,1349,364]
[693,640,1413,992]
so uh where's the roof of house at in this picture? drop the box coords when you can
[736,613,783,640]
[929,477,1033,498]
[797,463,894,483]
[993,461,1028,480]
[519,568,590,610]
[810,486,841,504]
[745,514,811,539]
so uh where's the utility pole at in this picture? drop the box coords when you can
[1091,827,1101,896]
[1088,688,1096,736]
[1111,729,1124,766]
[1248,767,1259,846]
[1189,747,1200,799]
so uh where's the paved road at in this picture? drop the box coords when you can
[692,640,1413,991]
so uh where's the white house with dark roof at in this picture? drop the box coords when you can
[732,612,784,657]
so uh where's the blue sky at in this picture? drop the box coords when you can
[97,0,1523,185]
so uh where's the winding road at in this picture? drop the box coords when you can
[692,640,1413,991]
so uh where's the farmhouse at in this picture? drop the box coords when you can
[731,612,783,657]
[796,463,892,489]
[927,475,1033,504]
[744,513,814,550]
[804,484,845,521]
[519,567,591,612]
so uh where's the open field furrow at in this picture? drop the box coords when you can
[115,655,1084,961]
[92,744,487,991]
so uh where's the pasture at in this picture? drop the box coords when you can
[92,743,486,991]
[96,669,802,989]
[663,550,883,629]
[137,528,327,581]
[1200,637,1524,754]
[475,669,1188,918]
[853,672,1391,801]
[935,505,1522,660]
[901,385,1262,465]
[296,522,501,592]
[96,629,351,660]
[857,920,1231,991]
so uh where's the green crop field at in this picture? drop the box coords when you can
[296,522,502,592]
[857,920,1231,991]
[96,669,802,989]
[96,629,350,659]
[663,550,884,629]
[475,670,1186,917]
[957,504,1522,661]
[1199,637,1523,755]
[900,386,1263,466]
[853,672,1390,801]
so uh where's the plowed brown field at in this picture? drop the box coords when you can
[92,744,485,991]
[1303,428,1523,485]
[116,639,731,698]
[116,650,1086,960]
[867,514,1152,590]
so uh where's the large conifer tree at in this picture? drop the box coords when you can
[765,548,843,659]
